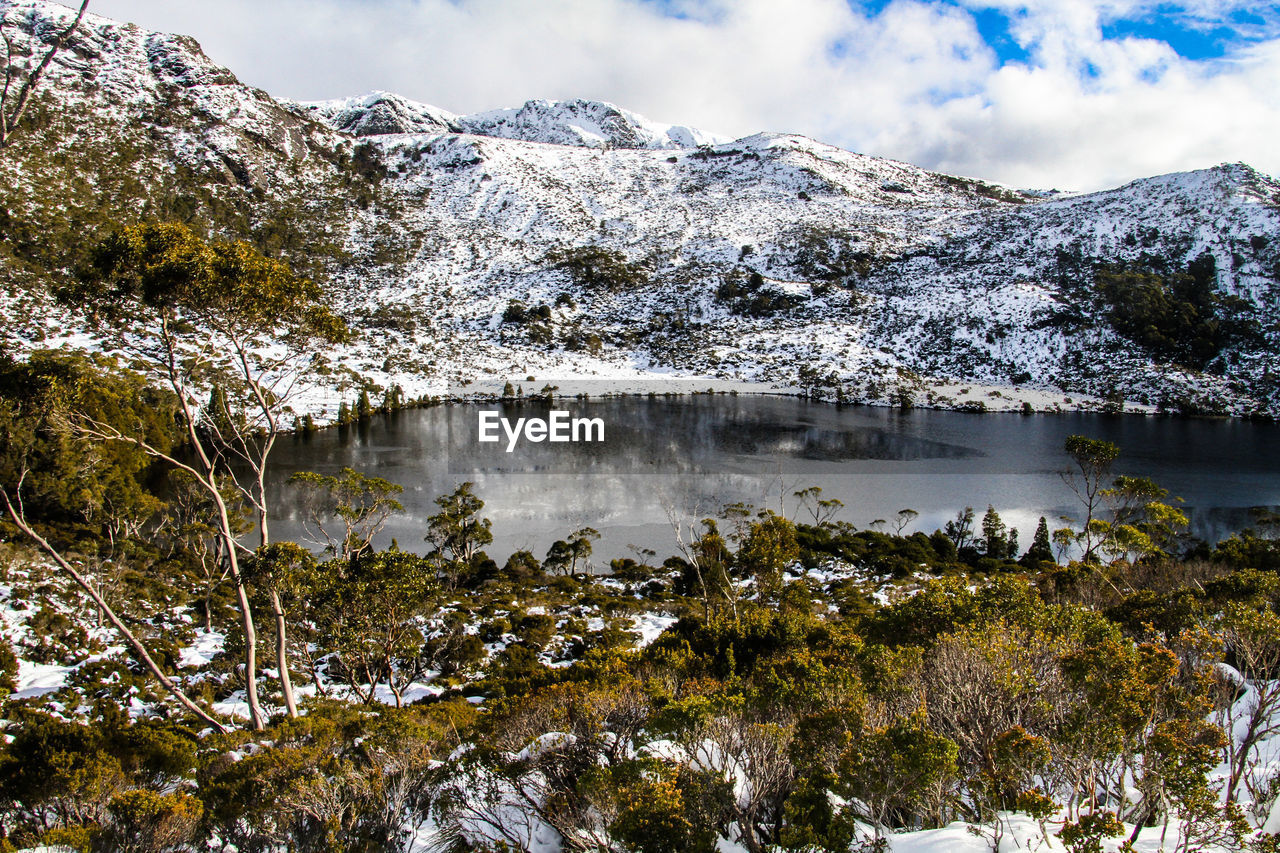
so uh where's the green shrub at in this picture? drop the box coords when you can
[515,613,557,650]
[98,789,203,853]
[549,246,648,292]
[1095,254,1258,368]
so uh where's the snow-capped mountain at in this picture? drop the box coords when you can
[301,91,463,137]
[302,92,730,150]
[2,0,1278,418]
[454,98,730,150]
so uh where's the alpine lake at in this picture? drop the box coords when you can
[262,394,1280,567]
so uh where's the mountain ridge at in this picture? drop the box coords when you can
[300,90,732,151]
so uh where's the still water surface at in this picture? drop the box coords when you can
[264,396,1280,566]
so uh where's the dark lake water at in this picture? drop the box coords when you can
[262,395,1280,567]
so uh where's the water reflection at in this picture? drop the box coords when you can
[260,397,1280,565]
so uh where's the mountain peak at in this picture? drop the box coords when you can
[301,91,731,150]
[5,0,1280,419]
[457,97,731,150]
[300,91,461,137]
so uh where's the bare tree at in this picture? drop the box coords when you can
[0,0,91,148]
[925,621,1068,835]
[666,697,796,853]
[667,504,739,622]
[1211,604,1280,804]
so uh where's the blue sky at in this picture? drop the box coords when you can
[635,0,1280,63]
[968,2,1277,63]
[1101,4,1277,58]
[970,8,1033,64]
[85,0,1280,190]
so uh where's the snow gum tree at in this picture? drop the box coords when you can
[322,550,438,706]
[545,526,600,578]
[60,221,350,729]
[1061,435,1120,563]
[289,466,404,562]
[737,510,800,602]
[670,516,738,621]
[425,481,493,588]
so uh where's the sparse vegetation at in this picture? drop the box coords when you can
[548,245,649,293]
[717,270,802,317]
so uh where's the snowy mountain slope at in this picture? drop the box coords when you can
[455,97,731,149]
[333,125,1279,414]
[860,163,1280,402]
[2,0,1279,418]
[2,1,334,175]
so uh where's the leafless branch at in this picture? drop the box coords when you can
[0,0,91,148]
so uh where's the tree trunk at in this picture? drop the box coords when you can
[161,314,268,731]
[230,571,265,729]
[199,472,264,730]
[269,587,298,717]
[255,457,299,719]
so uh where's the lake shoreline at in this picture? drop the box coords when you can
[296,379,1266,437]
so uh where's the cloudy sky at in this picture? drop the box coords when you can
[82,0,1279,191]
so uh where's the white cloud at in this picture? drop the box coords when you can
[78,0,1280,190]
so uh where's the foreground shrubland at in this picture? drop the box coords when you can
[4,342,1280,852]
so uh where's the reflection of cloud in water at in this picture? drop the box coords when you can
[1186,505,1280,543]
[717,424,975,463]
[450,397,977,475]
[460,471,783,525]
[250,397,1280,563]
